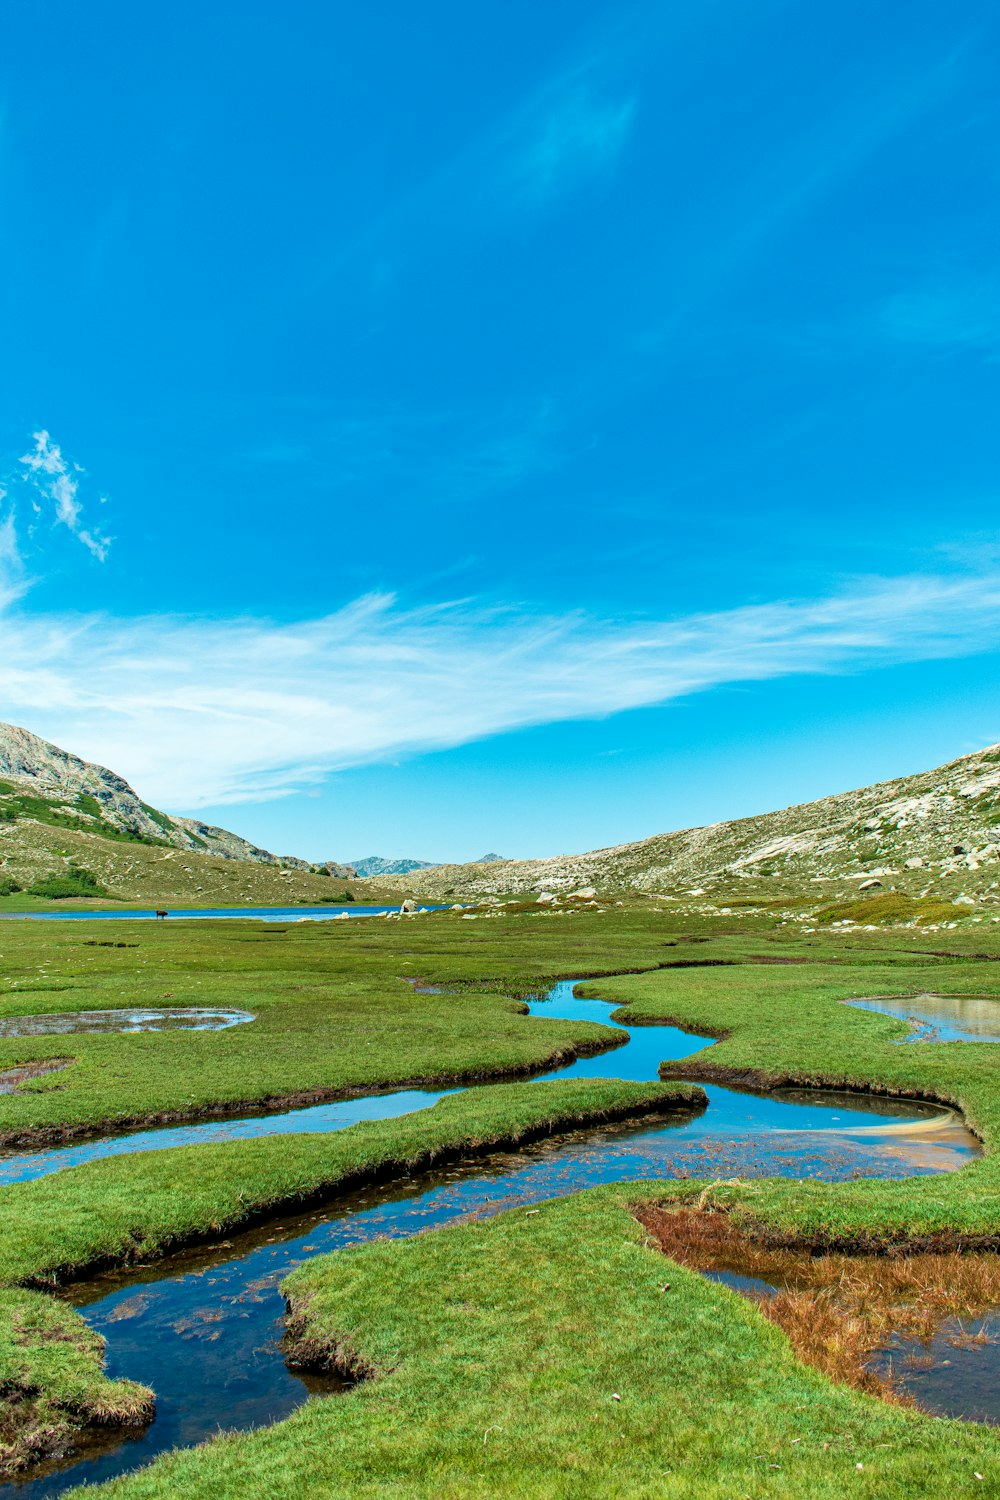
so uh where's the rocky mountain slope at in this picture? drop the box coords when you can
[407,744,1000,907]
[0,722,307,865]
[0,722,393,906]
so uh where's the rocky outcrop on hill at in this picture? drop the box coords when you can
[407,745,1000,901]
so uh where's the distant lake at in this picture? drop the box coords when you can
[0,905,412,922]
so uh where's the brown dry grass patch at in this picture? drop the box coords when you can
[636,1206,1000,1405]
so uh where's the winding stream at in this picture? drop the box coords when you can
[0,979,981,1496]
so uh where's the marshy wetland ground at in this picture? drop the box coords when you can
[1,902,1000,1496]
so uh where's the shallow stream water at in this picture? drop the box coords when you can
[0,980,983,1496]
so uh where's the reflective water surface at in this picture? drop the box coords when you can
[0,1007,254,1039]
[0,985,970,1185]
[846,992,1000,1043]
[871,1316,1000,1423]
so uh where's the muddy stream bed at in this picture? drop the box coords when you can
[0,980,988,1495]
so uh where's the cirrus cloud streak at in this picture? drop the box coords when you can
[1,571,999,810]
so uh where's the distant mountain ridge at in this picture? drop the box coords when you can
[350,853,511,878]
[349,856,435,878]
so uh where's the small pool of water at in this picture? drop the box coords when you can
[846,992,1000,1043]
[0,1060,70,1094]
[0,1008,254,1038]
[871,1315,1000,1424]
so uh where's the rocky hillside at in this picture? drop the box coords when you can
[0,722,396,906]
[407,744,1000,906]
[0,722,309,866]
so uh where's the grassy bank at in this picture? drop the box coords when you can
[0,908,993,1150]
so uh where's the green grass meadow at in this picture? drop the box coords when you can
[0,903,997,1495]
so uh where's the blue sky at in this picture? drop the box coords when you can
[1,0,999,861]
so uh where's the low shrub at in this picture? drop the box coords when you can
[26,864,108,899]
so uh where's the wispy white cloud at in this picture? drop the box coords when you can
[0,492,26,609]
[18,430,111,561]
[301,8,659,301]
[1,569,999,811]
[881,275,1000,352]
[508,87,637,202]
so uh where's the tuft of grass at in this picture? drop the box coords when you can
[0,1287,152,1475]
